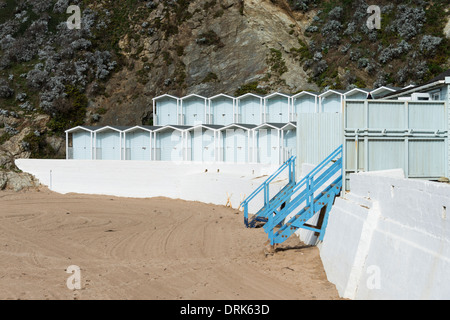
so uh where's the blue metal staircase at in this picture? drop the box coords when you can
[242,156,297,228]
[241,145,343,246]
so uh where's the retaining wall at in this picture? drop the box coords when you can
[15,159,284,214]
[320,169,450,300]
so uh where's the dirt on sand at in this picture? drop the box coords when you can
[0,188,340,300]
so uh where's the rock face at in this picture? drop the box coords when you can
[0,171,39,192]
[95,0,317,126]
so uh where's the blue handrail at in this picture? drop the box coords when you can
[263,145,343,245]
[242,156,296,227]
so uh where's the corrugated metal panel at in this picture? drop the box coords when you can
[297,113,342,167]
[344,100,448,190]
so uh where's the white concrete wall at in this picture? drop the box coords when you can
[15,159,285,214]
[320,169,450,300]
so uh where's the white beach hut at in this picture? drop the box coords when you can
[153,125,190,161]
[208,94,235,126]
[281,122,297,163]
[264,92,291,123]
[65,126,96,160]
[123,126,160,161]
[319,90,346,113]
[254,123,284,166]
[290,91,319,121]
[94,126,127,160]
[186,124,223,162]
[236,93,264,125]
[180,94,208,126]
[344,88,371,100]
[153,94,179,126]
[218,124,256,163]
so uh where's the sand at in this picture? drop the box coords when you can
[0,187,340,300]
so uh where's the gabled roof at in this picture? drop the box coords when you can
[186,124,224,131]
[291,91,319,99]
[344,88,371,98]
[282,122,297,130]
[181,93,207,100]
[154,125,192,133]
[319,89,347,98]
[370,86,400,98]
[65,125,98,133]
[123,125,161,133]
[95,126,131,133]
[236,93,265,100]
[255,123,286,130]
[209,93,235,100]
[264,92,292,100]
[220,123,256,131]
[153,94,179,101]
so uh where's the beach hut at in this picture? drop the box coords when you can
[65,126,97,160]
[319,90,346,113]
[218,124,255,163]
[180,94,208,126]
[94,126,128,160]
[281,122,297,163]
[154,125,190,161]
[208,94,235,126]
[236,93,263,125]
[186,124,223,162]
[123,126,160,161]
[344,88,371,100]
[153,94,179,126]
[264,92,291,123]
[254,123,284,166]
[290,91,319,121]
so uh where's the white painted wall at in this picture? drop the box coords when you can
[15,159,284,215]
[320,169,450,300]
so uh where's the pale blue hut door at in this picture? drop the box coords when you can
[258,129,271,164]
[267,97,288,123]
[184,98,205,126]
[73,131,91,160]
[202,130,215,162]
[283,129,296,161]
[191,129,203,162]
[213,97,233,126]
[128,131,150,160]
[293,96,316,121]
[224,129,235,163]
[158,98,178,125]
[160,131,182,161]
[322,95,342,113]
[235,129,247,163]
[240,97,261,125]
[98,131,120,160]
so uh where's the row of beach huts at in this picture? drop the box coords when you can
[66,78,449,166]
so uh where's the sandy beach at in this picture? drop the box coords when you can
[0,187,340,300]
